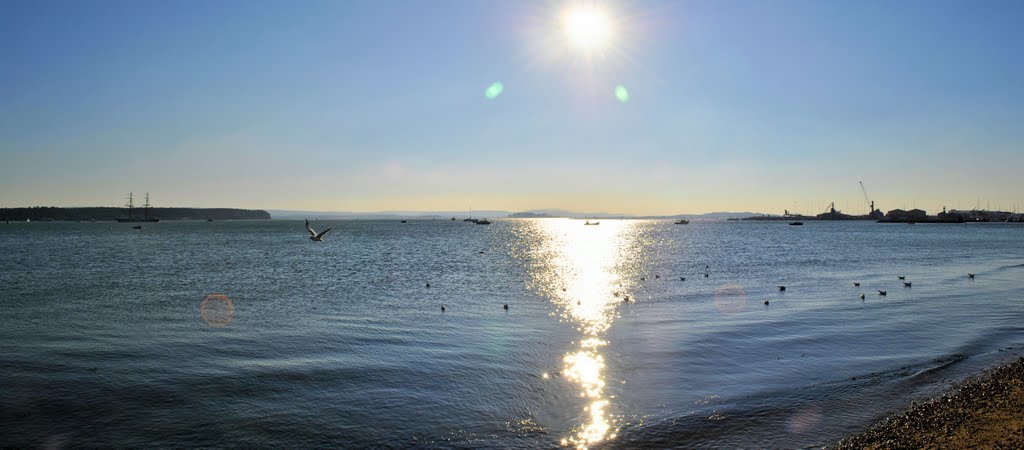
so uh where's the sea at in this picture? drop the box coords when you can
[1,219,1022,448]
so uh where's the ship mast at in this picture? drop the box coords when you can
[144,193,151,221]
[126,193,135,219]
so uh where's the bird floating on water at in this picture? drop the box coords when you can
[441,305,446,312]
[860,293,866,300]
[764,300,769,305]
[503,304,508,310]
[853,282,860,287]
[655,274,660,279]
[903,282,912,288]
[897,276,906,280]
[968,273,975,279]
[305,219,333,242]
[778,286,786,291]
[878,290,887,296]
[426,282,431,288]
[680,277,686,281]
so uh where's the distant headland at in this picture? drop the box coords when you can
[0,207,271,222]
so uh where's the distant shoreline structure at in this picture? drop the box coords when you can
[0,207,271,222]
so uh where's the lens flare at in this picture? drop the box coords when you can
[485,82,504,99]
[713,285,748,314]
[614,85,629,103]
[200,294,234,327]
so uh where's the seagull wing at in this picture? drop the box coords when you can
[316,227,333,239]
[306,219,317,237]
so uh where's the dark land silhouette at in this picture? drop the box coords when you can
[0,207,271,222]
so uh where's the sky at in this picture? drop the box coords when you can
[1,0,1022,215]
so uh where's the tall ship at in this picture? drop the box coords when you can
[116,193,160,223]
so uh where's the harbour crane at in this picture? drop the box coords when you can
[859,181,874,214]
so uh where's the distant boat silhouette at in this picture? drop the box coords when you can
[400,220,407,223]
[584,220,600,225]
[674,219,689,224]
[475,218,491,225]
[305,219,333,241]
[116,193,160,223]
[789,221,803,226]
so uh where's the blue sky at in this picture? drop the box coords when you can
[1,0,1022,214]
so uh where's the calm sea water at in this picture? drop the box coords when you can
[2,219,1023,447]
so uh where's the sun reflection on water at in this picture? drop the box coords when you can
[520,219,639,448]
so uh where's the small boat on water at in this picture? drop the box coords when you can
[133,225,143,229]
[475,218,492,225]
[400,220,407,223]
[674,219,689,225]
[585,220,600,226]
[789,221,803,226]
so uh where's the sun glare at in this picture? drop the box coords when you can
[562,6,614,54]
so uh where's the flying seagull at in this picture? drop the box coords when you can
[305,219,333,242]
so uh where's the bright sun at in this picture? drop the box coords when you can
[562,6,614,53]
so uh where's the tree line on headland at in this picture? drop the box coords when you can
[0,207,271,221]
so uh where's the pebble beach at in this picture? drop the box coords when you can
[835,357,1024,449]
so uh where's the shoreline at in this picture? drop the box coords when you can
[834,356,1024,448]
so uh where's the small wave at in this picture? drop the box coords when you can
[993,262,1024,271]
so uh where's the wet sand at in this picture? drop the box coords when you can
[834,356,1024,449]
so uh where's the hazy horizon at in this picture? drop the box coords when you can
[2,0,1022,215]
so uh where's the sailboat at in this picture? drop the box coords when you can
[116,193,160,222]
